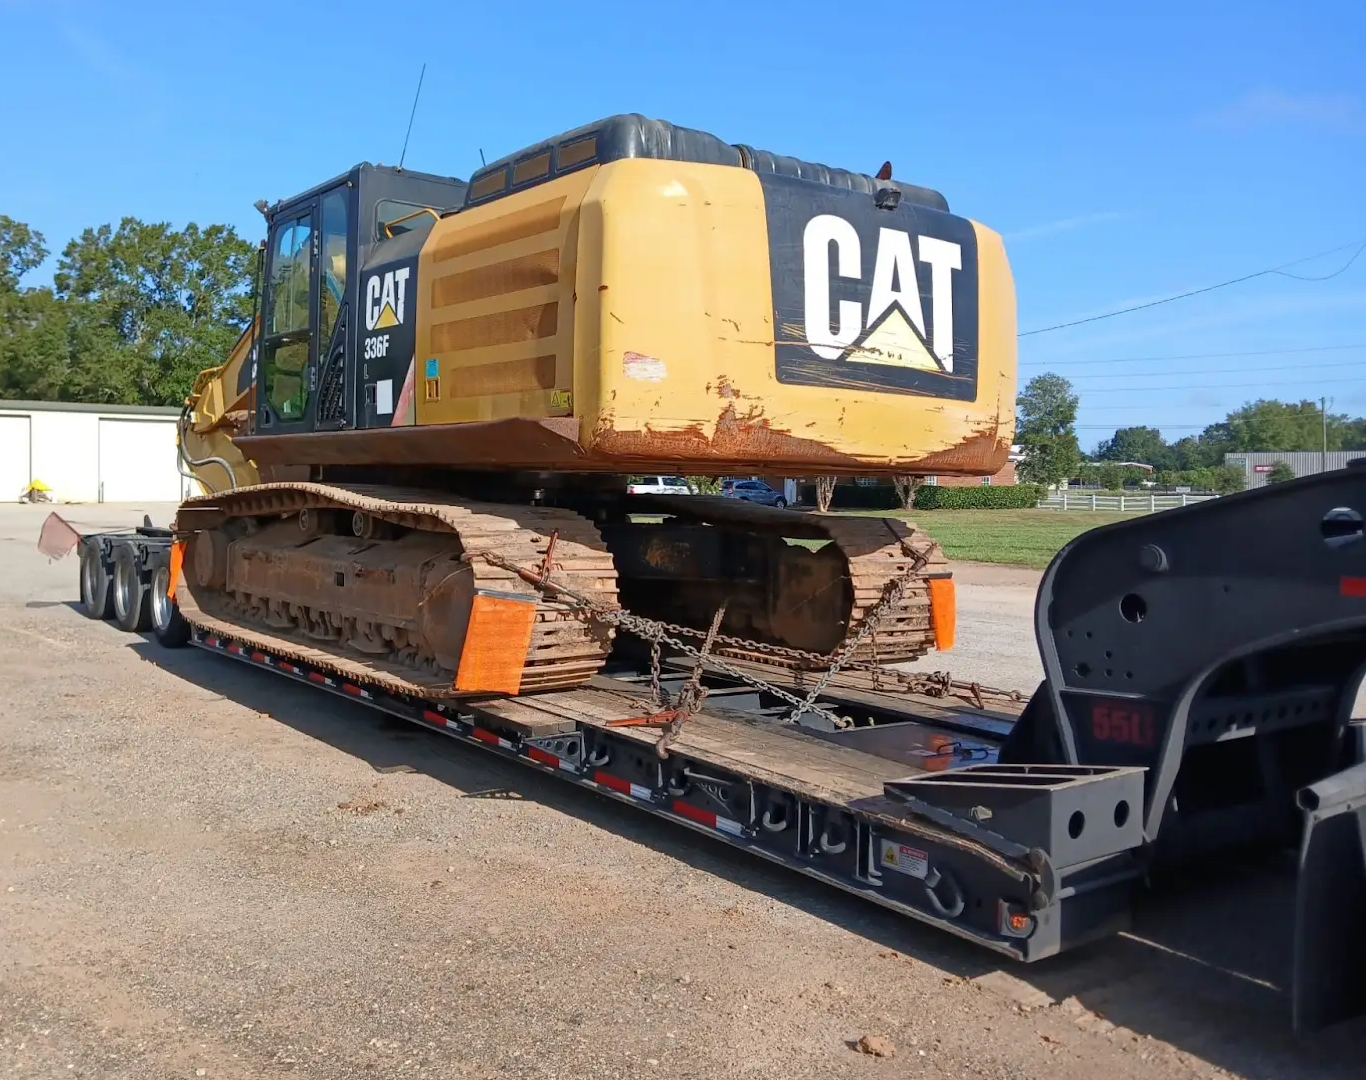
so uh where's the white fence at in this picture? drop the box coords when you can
[1038,491,1219,512]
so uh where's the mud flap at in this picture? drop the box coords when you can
[1292,761,1366,1034]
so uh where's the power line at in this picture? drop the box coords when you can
[1074,375,1366,395]
[1082,400,1349,410]
[1075,424,1206,430]
[1018,239,1366,337]
[1020,342,1366,368]
[1064,358,1366,381]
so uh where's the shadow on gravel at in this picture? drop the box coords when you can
[131,637,1365,1080]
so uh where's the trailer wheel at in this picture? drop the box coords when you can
[112,544,152,633]
[79,543,114,620]
[150,563,190,648]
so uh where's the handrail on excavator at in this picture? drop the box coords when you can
[381,206,439,238]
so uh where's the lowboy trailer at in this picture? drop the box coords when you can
[53,461,1366,1035]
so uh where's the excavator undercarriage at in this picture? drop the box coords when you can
[171,481,948,701]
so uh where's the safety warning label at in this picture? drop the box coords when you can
[879,840,929,879]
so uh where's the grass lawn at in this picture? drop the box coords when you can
[844,509,1140,569]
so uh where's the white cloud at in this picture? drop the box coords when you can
[58,20,143,85]
[1198,89,1366,136]
[1003,211,1127,244]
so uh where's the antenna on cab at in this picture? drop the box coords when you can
[398,63,427,170]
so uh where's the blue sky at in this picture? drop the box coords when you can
[2,0,1363,448]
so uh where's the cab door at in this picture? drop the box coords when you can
[257,186,354,432]
[257,201,318,430]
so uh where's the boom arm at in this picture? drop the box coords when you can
[177,319,260,495]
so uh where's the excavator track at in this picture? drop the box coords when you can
[170,483,948,701]
[173,483,619,698]
[790,512,947,668]
[610,495,948,670]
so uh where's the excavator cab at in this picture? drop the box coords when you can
[252,166,467,437]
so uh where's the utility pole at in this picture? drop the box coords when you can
[1322,396,1329,475]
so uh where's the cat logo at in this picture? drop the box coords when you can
[365,266,411,331]
[802,215,962,373]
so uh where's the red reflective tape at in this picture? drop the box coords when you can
[471,728,501,746]
[526,746,559,768]
[205,635,219,647]
[594,770,631,795]
[307,672,326,684]
[342,683,364,697]
[671,799,718,829]
[280,662,298,674]
[1342,576,1366,598]
[227,643,242,655]
[251,651,266,663]
[422,709,449,727]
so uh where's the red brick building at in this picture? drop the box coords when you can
[922,458,1018,487]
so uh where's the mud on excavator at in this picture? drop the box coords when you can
[58,115,1366,1035]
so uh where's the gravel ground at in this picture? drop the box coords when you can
[2,502,1362,1080]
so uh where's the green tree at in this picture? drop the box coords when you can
[1197,399,1347,458]
[1168,435,1206,469]
[55,218,256,405]
[1164,465,1246,493]
[1079,462,1150,490]
[0,216,48,289]
[1016,373,1081,487]
[1266,460,1296,484]
[1,214,256,406]
[1093,425,1171,469]
[0,288,70,400]
[0,217,71,401]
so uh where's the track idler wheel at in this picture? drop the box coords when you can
[194,530,231,590]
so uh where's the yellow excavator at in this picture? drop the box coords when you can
[159,113,1014,697]
[57,115,1366,1035]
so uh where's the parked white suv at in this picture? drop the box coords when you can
[626,475,692,495]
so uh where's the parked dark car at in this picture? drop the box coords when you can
[721,479,787,508]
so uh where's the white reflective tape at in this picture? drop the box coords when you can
[629,783,652,801]
[716,816,745,837]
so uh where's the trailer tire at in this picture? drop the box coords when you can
[79,543,114,620]
[112,544,152,633]
[150,563,191,648]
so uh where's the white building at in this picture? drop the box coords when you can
[0,400,195,503]
[1226,451,1366,490]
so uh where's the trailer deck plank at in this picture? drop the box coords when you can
[464,682,913,803]
[546,687,913,804]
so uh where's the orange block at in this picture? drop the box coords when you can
[454,590,538,695]
[167,540,186,601]
[927,576,956,652]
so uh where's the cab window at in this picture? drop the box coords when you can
[319,190,348,342]
[263,211,314,420]
[376,199,436,240]
[266,214,312,336]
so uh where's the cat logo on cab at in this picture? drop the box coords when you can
[363,266,411,360]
